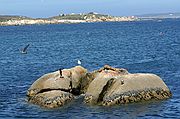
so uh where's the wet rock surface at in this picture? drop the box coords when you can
[27,65,172,108]
[28,90,74,108]
[102,88,171,106]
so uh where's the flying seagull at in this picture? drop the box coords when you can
[21,44,30,54]
[77,60,81,65]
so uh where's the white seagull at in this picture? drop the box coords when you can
[77,60,81,65]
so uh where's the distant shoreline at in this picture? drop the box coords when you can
[0,12,138,26]
[0,19,138,26]
[1,12,180,26]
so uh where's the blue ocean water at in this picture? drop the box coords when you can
[0,20,180,118]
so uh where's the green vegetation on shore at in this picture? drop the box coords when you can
[0,15,32,22]
[49,12,111,20]
[0,12,125,21]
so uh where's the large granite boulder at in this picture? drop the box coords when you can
[27,65,171,108]
[84,65,171,106]
[27,66,89,108]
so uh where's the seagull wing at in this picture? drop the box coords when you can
[22,44,30,52]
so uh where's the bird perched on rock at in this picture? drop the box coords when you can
[59,69,64,78]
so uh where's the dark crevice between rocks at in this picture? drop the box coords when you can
[36,88,68,94]
[97,78,115,103]
[71,87,81,96]
[36,88,81,96]
[79,73,94,94]
[28,75,90,102]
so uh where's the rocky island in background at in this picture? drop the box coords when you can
[1,12,180,26]
[0,12,138,26]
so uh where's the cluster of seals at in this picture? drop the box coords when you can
[27,65,172,108]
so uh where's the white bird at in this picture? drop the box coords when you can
[77,60,81,65]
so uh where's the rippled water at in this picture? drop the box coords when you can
[0,20,180,118]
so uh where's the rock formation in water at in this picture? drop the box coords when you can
[84,65,171,106]
[27,65,171,108]
[27,66,92,108]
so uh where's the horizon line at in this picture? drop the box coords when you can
[0,11,180,18]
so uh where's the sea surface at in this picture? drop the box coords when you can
[0,20,180,119]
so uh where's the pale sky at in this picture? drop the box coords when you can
[0,0,180,18]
